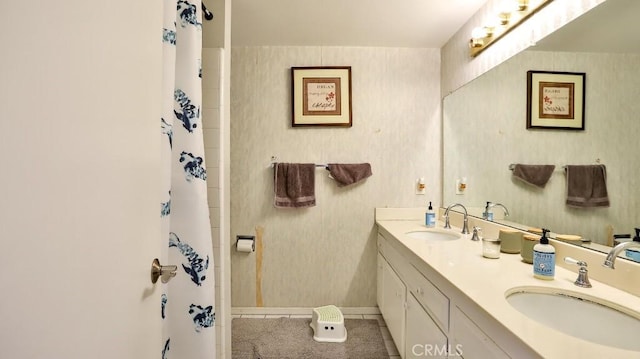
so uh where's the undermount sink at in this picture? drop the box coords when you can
[506,286,640,351]
[405,229,461,241]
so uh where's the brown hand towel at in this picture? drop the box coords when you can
[274,163,316,208]
[512,164,556,188]
[565,165,610,208]
[327,163,372,187]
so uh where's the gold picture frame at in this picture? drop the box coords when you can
[526,70,586,130]
[291,66,352,127]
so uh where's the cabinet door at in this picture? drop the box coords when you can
[405,294,448,359]
[451,306,509,359]
[381,256,406,357]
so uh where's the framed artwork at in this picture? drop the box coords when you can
[291,66,352,127]
[526,70,586,130]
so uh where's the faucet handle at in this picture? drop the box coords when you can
[471,226,481,241]
[564,257,592,288]
[564,256,586,267]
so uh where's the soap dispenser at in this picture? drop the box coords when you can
[533,228,555,280]
[425,202,436,228]
[483,201,494,221]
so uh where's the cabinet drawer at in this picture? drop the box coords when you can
[405,264,449,332]
[451,306,509,359]
[378,234,412,280]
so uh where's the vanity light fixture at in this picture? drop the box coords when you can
[469,0,553,57]
[470,27,487,47]
[497,0,517,25]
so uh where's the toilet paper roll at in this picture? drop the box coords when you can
[236,239,254,253]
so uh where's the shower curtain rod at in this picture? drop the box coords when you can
[202,2,213,21]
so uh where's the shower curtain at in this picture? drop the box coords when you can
[161,0,215,358]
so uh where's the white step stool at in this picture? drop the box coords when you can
[310,305,347,343]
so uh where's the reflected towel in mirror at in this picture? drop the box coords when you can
[565,165,610,208]
[512,164,555,188]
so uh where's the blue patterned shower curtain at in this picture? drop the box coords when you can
[160,1,215,358]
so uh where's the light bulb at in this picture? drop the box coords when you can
[471,27,487,39]
[498,0,518,14]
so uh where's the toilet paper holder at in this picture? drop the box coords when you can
[236,235,255,252]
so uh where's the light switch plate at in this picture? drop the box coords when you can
[416,178,426,195]
[455,179,464,195]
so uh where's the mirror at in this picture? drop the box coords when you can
[443,0,640,255]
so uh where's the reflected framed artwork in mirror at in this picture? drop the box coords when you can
[291,66,352,127]
[526,71,585,130]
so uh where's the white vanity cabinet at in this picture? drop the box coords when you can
[377,232,530,359]
[378,233,448,358]
[379,254,406,356]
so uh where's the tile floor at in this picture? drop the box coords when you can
[232,313,401,358]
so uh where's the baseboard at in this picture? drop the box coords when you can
[232,306,381,316]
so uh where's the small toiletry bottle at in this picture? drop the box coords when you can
[425,202,436,228]
[483,201,494,221]
[533,228,555,280]
[625,228,640,262]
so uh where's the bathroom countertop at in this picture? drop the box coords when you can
[376,217,640,359]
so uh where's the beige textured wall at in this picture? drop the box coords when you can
[443,50,640,244]
[230,46,441,307]
[441,0,606,96]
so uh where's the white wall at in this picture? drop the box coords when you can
[230,46,441,307]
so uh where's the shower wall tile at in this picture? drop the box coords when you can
[203,128,219,148]
[211,225,221,249]
[202,108,220,129]
[205,148,219,168]
[202,86,220,109]
[202,48,221,73]
[208,187,220,212]
[209,207,221,228]
[231,46,441,307]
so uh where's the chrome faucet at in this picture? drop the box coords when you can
[564,257,592,288]
[444,203,470,234]
[483,201,510,221]
[603,241,640,269]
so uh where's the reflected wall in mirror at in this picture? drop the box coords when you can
[443,0,640,251]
